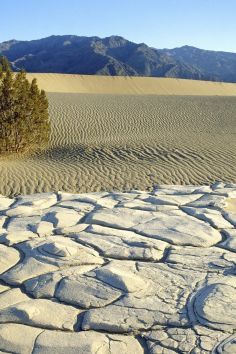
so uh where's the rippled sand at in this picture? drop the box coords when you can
[0,75,236,196]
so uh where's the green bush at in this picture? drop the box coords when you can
[0,56,50,155]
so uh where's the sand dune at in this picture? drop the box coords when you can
[0,82,236,196]
[27,73,236,95]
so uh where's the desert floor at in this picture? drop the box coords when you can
[0,77,235,353]
[0,184,235,352]
[0,75,236,196]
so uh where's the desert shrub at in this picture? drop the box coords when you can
[0,56,50,155]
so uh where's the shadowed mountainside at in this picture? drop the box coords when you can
[1,35,236,82]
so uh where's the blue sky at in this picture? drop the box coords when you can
[1,0,236,52]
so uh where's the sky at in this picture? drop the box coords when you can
[1,0,236,52]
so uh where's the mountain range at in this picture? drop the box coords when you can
[1,35,236,82]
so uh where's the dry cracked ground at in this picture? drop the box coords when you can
[0,183,235,353]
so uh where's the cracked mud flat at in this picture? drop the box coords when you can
[0,182,235,353]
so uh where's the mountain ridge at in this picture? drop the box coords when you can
[1,35,236,82]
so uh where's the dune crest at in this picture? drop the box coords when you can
[27,73,236,95]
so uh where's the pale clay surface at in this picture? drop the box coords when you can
[0,182,235,353]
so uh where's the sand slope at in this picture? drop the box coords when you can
[0,90,235,196]
[0,74,236,195]
[27,73,236,95]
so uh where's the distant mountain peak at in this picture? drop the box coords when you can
[179,45,197,49]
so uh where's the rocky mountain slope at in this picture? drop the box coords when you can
[1,35,236,82]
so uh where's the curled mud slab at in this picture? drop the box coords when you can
[214,334,236,354]
[0,94,236,196]
[0,183,235,352]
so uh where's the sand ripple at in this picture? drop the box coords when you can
[0,93,236,196]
